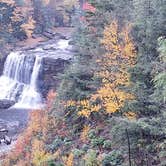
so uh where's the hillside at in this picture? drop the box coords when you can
[0,0,166,166]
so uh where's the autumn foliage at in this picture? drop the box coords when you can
[65,21,136,119]
[3,90,56,166]
[1,0,165,165]
[2,89,77,166]
[2,19,137,166]
[92,21,136,114]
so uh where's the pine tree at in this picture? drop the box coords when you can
[152,37,166,110]
[128,0,166,116]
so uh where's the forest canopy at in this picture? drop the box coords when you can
[1,0,166,165]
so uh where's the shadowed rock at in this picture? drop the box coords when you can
[0,100,15,109]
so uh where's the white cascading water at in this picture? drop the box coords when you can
[0,52,42,109]
[0,39,71,109]
[14,56,42,109]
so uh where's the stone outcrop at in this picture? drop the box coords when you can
[39,57,70,97]
[0,100,15,109]
[0,51,9,76]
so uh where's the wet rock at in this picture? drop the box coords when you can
[4,135,11,145]
[43,44,58,51]
[0,100,15,109]
[0,52,9,76]
[43,32,55,39]
[66,45,78,52]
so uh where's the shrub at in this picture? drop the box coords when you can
[48,137,62,152]
[102,150,124,166]
[84,149,100,166]
[88,129,96,139]
[91,137,105,147]
[72,148,84,157]
[103,140,112,150]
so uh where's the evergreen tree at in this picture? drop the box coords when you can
[128,0,166,116]
[152,37,166,111]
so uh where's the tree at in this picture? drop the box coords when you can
[128,0,166,116]
[90,21,136,115]
[32,0,80,32]
[21,16,36,38]
[57,1,99,102]
[74,21,136,117]
[0,0,26,43]
[150,37,166,164]
[152,37,166,110]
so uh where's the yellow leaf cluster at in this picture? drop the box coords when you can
[65,100,76,107]
[77,99,91,118]
[63,153,74,166]
[80,125,90,142]
[124,111,137,120]
[21,16,36,38]
[65,99,101,118]
[32,139,52,166]
[78,108,91,118]
[101,21,120,53]
[93,20,136,115]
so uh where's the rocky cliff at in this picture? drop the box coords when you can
[40,57,70,97]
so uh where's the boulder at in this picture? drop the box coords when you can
[0,99,15,109]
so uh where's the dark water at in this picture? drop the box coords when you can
[0,108,29,125]
[0,108,30,155]
[0,108,30,137]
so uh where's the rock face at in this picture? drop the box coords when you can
[0,52,9,76]
[39,57,70,97]
[0,100,15,109]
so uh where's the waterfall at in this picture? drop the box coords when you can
[0,39,71,109]
[0,52,42,109]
